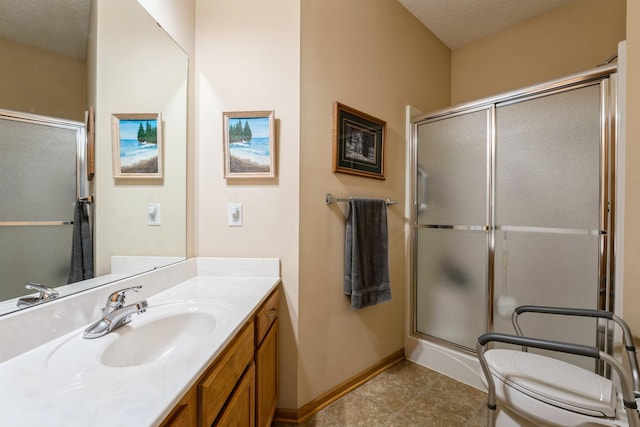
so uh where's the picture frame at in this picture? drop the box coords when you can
[223,110,276,179]
[86,106,95,181]
[111,113,163,179]
[333,102,386,180]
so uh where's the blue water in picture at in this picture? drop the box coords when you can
[229,137,270,166]
[119,138,158,167]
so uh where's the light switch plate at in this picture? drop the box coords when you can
[148,203,161,226]
[228,203,242,226]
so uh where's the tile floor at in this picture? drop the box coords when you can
[272,360,488,426]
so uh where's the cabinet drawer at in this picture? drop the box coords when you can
[255,288,280,346]
[215,363,256,426]
[198,322,254,427]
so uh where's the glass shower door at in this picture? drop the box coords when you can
[0,114,83,300]
[412,70,615,367]
[414,107,491,350]
[492,83,605,367]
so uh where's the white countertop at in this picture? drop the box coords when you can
[0,258,280,427]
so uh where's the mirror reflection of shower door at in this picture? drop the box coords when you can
[414,107,491,351]
[492,84,605,368]
[0,113,85,301]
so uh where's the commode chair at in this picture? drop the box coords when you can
[477,306,640,426]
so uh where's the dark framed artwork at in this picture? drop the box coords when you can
[111,113,163,180]
[223,110,276,179]
[333,102,386,180]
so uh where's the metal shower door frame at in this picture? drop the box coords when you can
[0,110,88,203]
[0,109,89,298]
[410,65,618,357]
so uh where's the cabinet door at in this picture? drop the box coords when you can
[215,363,256,427]
[199,323,254,427]
[161,387,197,427]
[256,319,278,427]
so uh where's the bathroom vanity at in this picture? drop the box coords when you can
[0,258,280,427]
[161,286,280,427]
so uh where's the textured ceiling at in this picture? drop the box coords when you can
[398,0,575,49]
[0,0,91,59]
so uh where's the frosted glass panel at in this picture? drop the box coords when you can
[415,228,488,350]
[496,85,601,229]
[0,117,79,301]
[492,229,599,369]
[0,226,73,299]
[416,109,489,226]
[413,76,610,363]
[0,119,77,221]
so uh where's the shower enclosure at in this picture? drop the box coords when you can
[411,65,617,368]
[0,110,88,301]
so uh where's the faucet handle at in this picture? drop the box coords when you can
[25,282,59,299]
[104,285,142,313]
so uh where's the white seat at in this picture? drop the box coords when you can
[485,348,617,418]
[477,306,640,427]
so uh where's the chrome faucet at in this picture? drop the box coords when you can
[16,282,59,308]
[83,286,147,339]
[101,285,143,315]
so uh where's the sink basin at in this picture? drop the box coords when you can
[48,300,237,372]
[102,307,219,367]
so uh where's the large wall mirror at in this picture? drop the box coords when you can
[0,0,187,316]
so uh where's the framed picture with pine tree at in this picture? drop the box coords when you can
[111,113,163,180]
[223,110,276,179]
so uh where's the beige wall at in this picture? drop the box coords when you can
[624,2,640,336]
[193,0,301,408]
[93,0,187,275]
[451,0,626,105]
[0,37,86,121]
[298,0,449,408]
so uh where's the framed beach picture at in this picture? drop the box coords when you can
[111,113,163,179]
[223,110,276,179]
[333,102,386,180]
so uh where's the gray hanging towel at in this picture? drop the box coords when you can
[344,198,391,309]
[68,200,94,283]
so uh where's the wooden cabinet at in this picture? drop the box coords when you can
[255,318,278,427]
[215,363,255,427]
[199,322,254,426]
[255,288,280,343]
[160,286,280,427]
[254,288,280,427]
[160,388,197,427]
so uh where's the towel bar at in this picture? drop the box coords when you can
[0,221,73,226]
[325,193,397,206]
